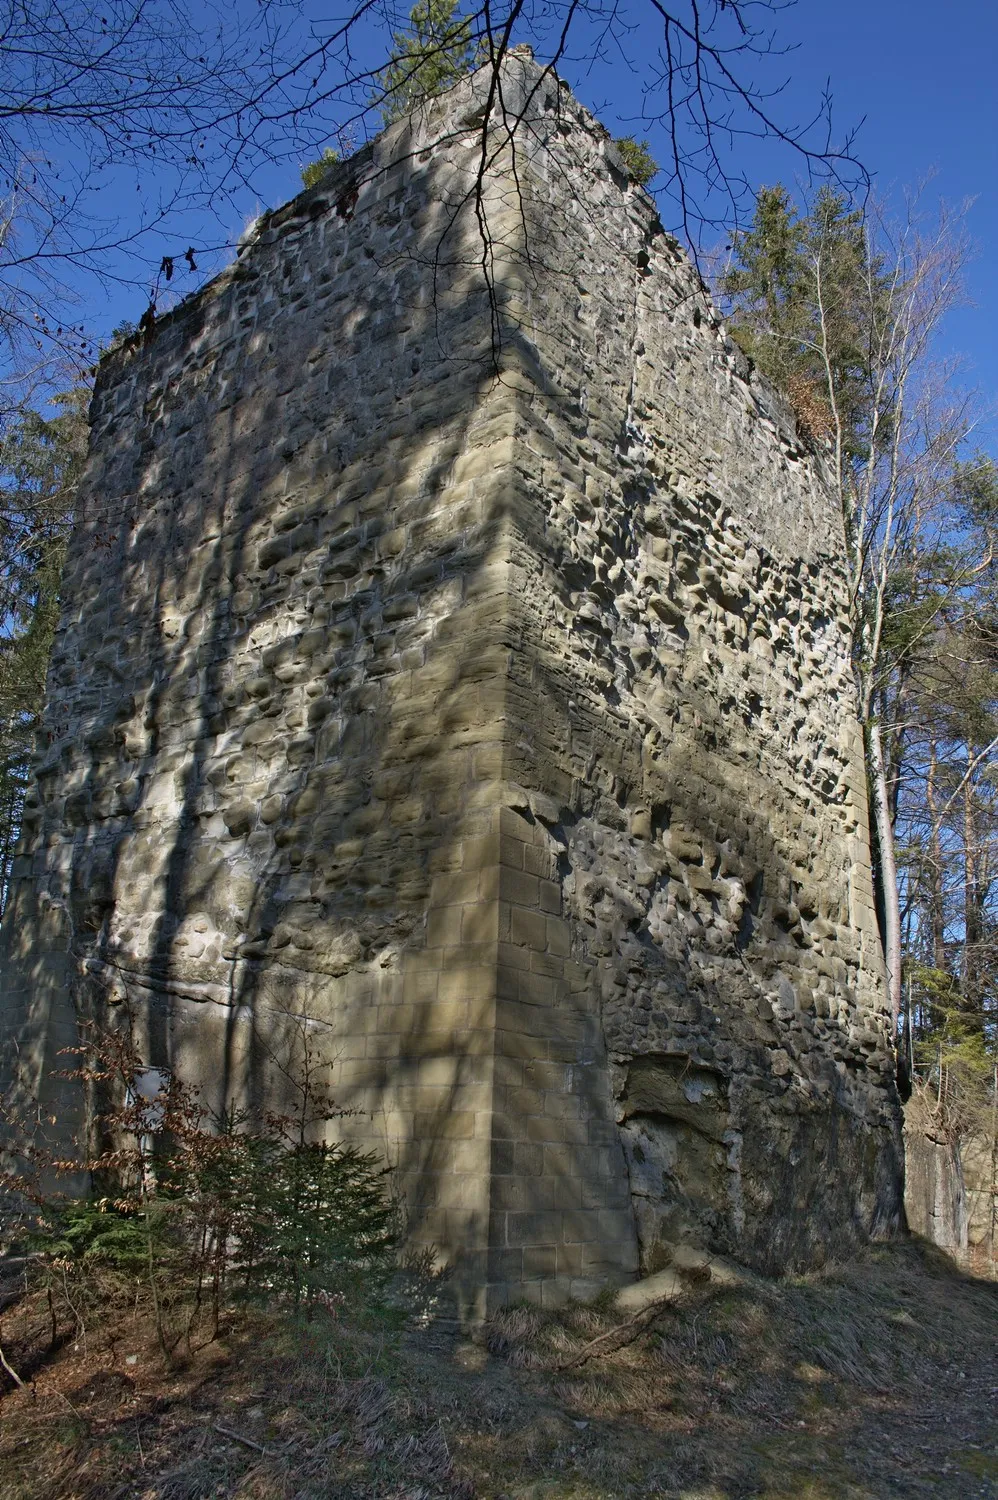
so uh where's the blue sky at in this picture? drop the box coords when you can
[569,0,998,446]
[34,0,998,450]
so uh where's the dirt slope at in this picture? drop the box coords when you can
[1,1241,995,1500]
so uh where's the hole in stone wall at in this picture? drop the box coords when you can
[618,1055,732,1269]
[650,802,671,840]
[735,868,765,952]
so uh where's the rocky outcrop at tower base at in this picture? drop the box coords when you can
[0,54,904,1317]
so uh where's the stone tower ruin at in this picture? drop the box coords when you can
[0,54,904,1317]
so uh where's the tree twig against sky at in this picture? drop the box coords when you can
[0,0,866,394]
[0,0,265,386]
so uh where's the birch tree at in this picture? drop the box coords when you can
[722,190,990,1034]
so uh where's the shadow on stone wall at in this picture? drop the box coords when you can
[13,138,546,1307]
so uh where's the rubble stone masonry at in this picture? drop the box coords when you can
[0,54,904,1317]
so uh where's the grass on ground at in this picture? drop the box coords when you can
[1,1239,996,1500]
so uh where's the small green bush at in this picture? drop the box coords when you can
[615,137,658,188]
[35,1198,152,1276]
[14,1018,401,1361]
[300,147,340,189]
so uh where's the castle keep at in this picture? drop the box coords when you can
[0,55,904,1315]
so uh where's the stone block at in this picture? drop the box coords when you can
[516,969,558,1005]
[521,1244,558,1278]
[426,905,465,948]
[462,902,499,945]
[503,1210,564,1248]
[513,1142,545,1176]
[461,834,500,871]
[538,880,561,915]
[530,950,564,978]
[507,1085,546,1117]
[413,1109,476,1141]
[510,907,547,951]
[522,1113,587,1145]
[499,806,534,841]
[497,940,531,972]
[487,1249,523,1282]
[545,917,571,956]
[436,966,494,1005]
[490,1175,541,1212]
[522,1059,567,1091]
[495,1023,546,1059]
[543,1091,581,1122]
[499,867,539,906]
[523,844,554,879]
[430,870,482,906]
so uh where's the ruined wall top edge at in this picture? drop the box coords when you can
[92,54,821,514]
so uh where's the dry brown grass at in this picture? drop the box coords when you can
[1,1239,997,1499]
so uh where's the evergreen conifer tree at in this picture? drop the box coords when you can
[721,185,882,448]
[376,0,479,124]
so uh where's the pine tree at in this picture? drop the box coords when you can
[376,0,479,125]
[721,185,880,447]
[721,186,809,396]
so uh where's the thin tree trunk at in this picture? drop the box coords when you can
[990,1062,997,1273]
[926,736,947,976]
[962,776,980,1026]
[868,717,902,1034]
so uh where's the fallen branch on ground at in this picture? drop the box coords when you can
[213,1422,272,1455]
[0,1337,28,1391]
[554,1295,679,1371]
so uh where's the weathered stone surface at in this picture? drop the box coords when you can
[615,1266,684,1312]
[0,53,904,1314]
[904,1103,968,1259]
